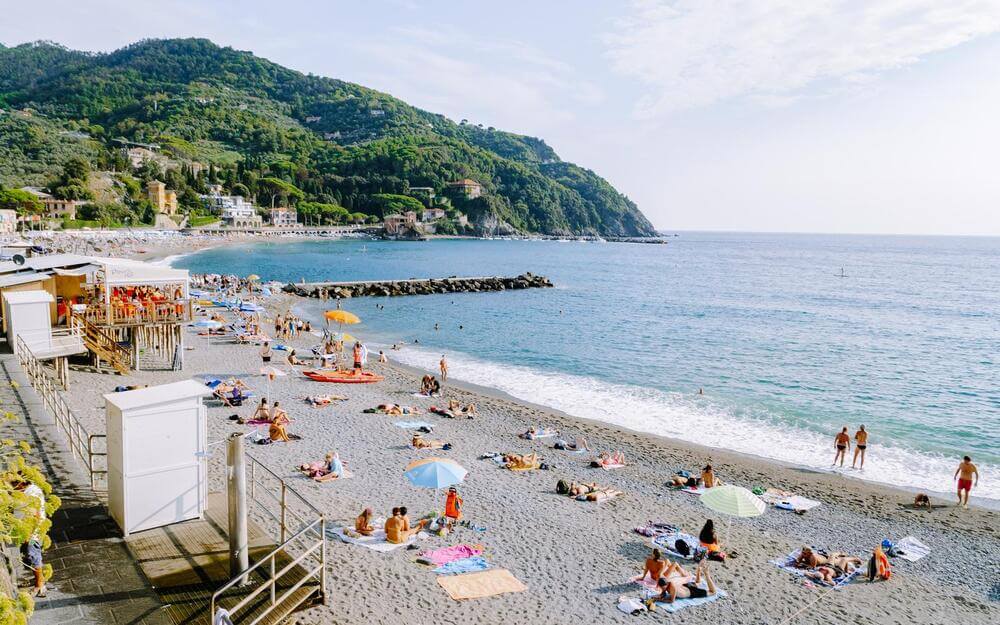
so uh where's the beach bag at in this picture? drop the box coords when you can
[674,539,690,557]
[867,555,878,582]
[556,480,569,495]
[554,440,567,450]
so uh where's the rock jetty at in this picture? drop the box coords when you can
[283,273,553,298]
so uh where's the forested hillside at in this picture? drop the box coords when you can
[0,38,655,236]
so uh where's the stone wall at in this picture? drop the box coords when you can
[283,273,553,298]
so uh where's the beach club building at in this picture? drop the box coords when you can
[269,206,298,227]
[0,254,192,375]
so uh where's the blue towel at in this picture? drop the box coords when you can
[273,344,289,351]
[641,587,725,613]
[433,556,491,576]
[395,421,433,429]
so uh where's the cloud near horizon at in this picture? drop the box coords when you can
[605,0,1000,117]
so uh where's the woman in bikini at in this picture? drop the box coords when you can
[269,402,291,442]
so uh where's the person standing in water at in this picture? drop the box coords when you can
[852,425,868,469]
[833,427,850,467]
[439,355,448,382]
[953,456,979,509]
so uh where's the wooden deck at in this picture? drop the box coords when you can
[124,493,321,625]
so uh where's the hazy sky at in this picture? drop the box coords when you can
[4,0,1000,235]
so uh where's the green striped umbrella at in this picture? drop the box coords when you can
[700,485,766,518]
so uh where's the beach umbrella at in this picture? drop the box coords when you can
[700,485,766,536]
[247,274,260,294]
[700,485,766,517]
[404,458,467,490]
[260,365,287,400]
[192,319,221,348]
[324,309,361,337]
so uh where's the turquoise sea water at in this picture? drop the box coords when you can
[174,233,1000,500]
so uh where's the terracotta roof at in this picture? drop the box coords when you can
[448,179,481,187]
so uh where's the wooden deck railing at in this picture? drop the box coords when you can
[77,299,193,327]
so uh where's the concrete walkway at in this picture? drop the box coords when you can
[0,355,172,625]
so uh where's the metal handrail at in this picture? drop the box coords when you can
[14,335,108,490]
[208,453,326,623]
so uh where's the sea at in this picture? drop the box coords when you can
[173,233,1000,502]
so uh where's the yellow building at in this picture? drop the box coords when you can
[147,180,178,215]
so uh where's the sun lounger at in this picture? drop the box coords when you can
[893,536,931,562]
[639,586,726,613]
[770,549,861,587]
[334,527,414,552]
[651,531,700,561]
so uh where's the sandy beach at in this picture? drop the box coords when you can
[51,285,999,625]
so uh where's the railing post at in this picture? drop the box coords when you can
[320,516,328,605]
[280,482,287,544]
[269,557,276,605]
[226,433,250,585]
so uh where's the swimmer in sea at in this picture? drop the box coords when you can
[852,425,868,470]
[833,427,850,467]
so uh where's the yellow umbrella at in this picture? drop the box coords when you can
[324,310,360,324]
[247,274,260,281]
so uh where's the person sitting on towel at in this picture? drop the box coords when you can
[385,506,427,544]
[699,520,722,553]
[701,465,722,488]
[355,507,375,536]
[252,398,270,421]
[645,560,716,609]
[639,549,669,583]
[268,402,291,442]
[311,452,345,481]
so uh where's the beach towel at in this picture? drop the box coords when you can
[893,536,931,562]
[433,556,492,576]
[420,544,483,566]
[437,569,526,600]
[395,420,434,430]
[521,429,557,440]
[652,531,700,560]
[640,586,726,613]
[760,489,822,511]
[677,485,708,495]
[334,527,413,552]
[634,522,678,539]
[770,550,861,587]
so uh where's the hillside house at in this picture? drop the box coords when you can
[20,187,86,220]
[447,178,482,199]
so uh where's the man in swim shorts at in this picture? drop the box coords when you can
[852,425,868,469]
[953,456,978,509]
[645,560,716,609]
[833,427,850,467]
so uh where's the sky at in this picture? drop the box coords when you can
[3,0,1000,235]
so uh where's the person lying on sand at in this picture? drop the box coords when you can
[645,560,716,609]
[914,493,932,510]
[447,399,478,417]
[286,349,306,366]
[411,433,451,450]
[503,452,540,470]
[594,451,626,467]
[668,471,701,488]
[355,507,375,536]
[306,394,348,406]
[795,547,828,568]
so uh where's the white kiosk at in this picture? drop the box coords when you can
[3,290,55,353]
[105,380,211,536]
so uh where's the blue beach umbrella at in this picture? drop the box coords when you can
[404,458,467,490]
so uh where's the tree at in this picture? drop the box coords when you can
[0,189,43,214]
[259,177,304,207]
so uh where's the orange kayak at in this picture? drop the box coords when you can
[303,369,384,384]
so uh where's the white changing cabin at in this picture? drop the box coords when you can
[104,380,211,536]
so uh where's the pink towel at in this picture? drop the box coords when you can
[419,544,483,566]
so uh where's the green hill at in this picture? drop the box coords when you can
[0,38,656,236]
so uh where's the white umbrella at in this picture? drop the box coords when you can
[260,365,287,401]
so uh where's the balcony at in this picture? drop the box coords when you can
[73,299,193,327]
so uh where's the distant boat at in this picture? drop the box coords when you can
[836,267,847,278]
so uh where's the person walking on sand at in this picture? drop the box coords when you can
[833,427,850,467]
[953,456,979,509]
[260,342,272,365]
[852,425,868,469]
[352,342,363,371]
[439,355,448,382]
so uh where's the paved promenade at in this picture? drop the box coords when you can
[0,355,171,625]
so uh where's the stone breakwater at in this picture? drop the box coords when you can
[283,273,554,298]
